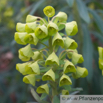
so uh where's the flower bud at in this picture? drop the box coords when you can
[59,74,72,87]
[26,15,38,23]
[99,59,103,70]
[72,66,88,79]
[23,74,35,86]
[45,52,59,66]
[63,37,78,49]
[63,60,76,73]
[67,49,78,59]
[72,52,84,65]
[52,32,64,47]
[47,22,58,36]
[24,33,38,45]
[62,90,69,95]
[55,12,67,22]
[18,44,34,61]
[14,32,27,45]
[35,25,48,39]
[65,21,78,36]
[25,62,40,74]
[36,84,49,94]
[42,69,55,81]
[16,23,26,32]
[25,22,37,33]
[43,6,55,17]
[32,51,43,61]
[16,62,28,75]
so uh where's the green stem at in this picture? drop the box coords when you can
[39,41,49,48]
[49,37,53,53]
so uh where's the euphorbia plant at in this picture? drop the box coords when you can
[15,6,88,103]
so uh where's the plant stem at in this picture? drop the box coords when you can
[49,36,53,53]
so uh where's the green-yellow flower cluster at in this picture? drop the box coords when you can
[14,6,88,95]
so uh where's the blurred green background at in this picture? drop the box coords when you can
[0,0,103,103]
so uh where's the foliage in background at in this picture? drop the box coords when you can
[0,0,103,103]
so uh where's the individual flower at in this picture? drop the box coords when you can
[26,15,38,23]
[65,21,78,36]
[16,23,26,32]
[42,69,55,81]
[43,6,55,17]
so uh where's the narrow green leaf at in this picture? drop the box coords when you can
[88,9,103,34]
[66,0,74,7]
[76,0,90,23]
[53,96,60,103]
[82,24,93,82]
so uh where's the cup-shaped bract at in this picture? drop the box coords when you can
[23,74,35,86]
[47,22,58,36]
[98,47,103,59]
[36,84,49,94]
[14,32,27,45]
[35,25,48,39]
[25,62,40,74]
[32,51,43,61]
[63,60,76,73]
[52,32,64,47]
[65,21,78,36]
[43,6,55,17]
[63,37,78,49]
[62,90,69,95]
[67,49,78,59]
[19,44,34,61]
[16,62,28,75]
[59,74,72,87]
[42,69,55,81]
[24,33,38,45]
[72,66,88,79]
[25,22,37,33]
[45,52,59,66]
[16,23,26,32]
[72,52,84,65]
[99,59,103,70]
[26,15,38,23]
[55,12,67,22]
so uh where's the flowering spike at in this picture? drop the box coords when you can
[23,74,35,86]
[99,59,103,70]
[98,47,103,59]
[59,74,72,87]
[43,6,55,17]
[16,23,26,32]
[36,84,49,94]
[35,25,48,39]
[26,15,38,23]
[65,21,78,36]
[52,32,64,47]
[45,52,59,66]
[72,66,88,79]
[42,69,55,81]
[14,32,27,45]
[63,60,76,73]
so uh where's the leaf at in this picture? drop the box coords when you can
[53,96,60,103]
[76,0,90,23]
[66,0,74,7]
[29,0,45,15]
[82,24,93,82]
[40,93,47,100]
[30,87,41,103]
[88,9,103,34]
